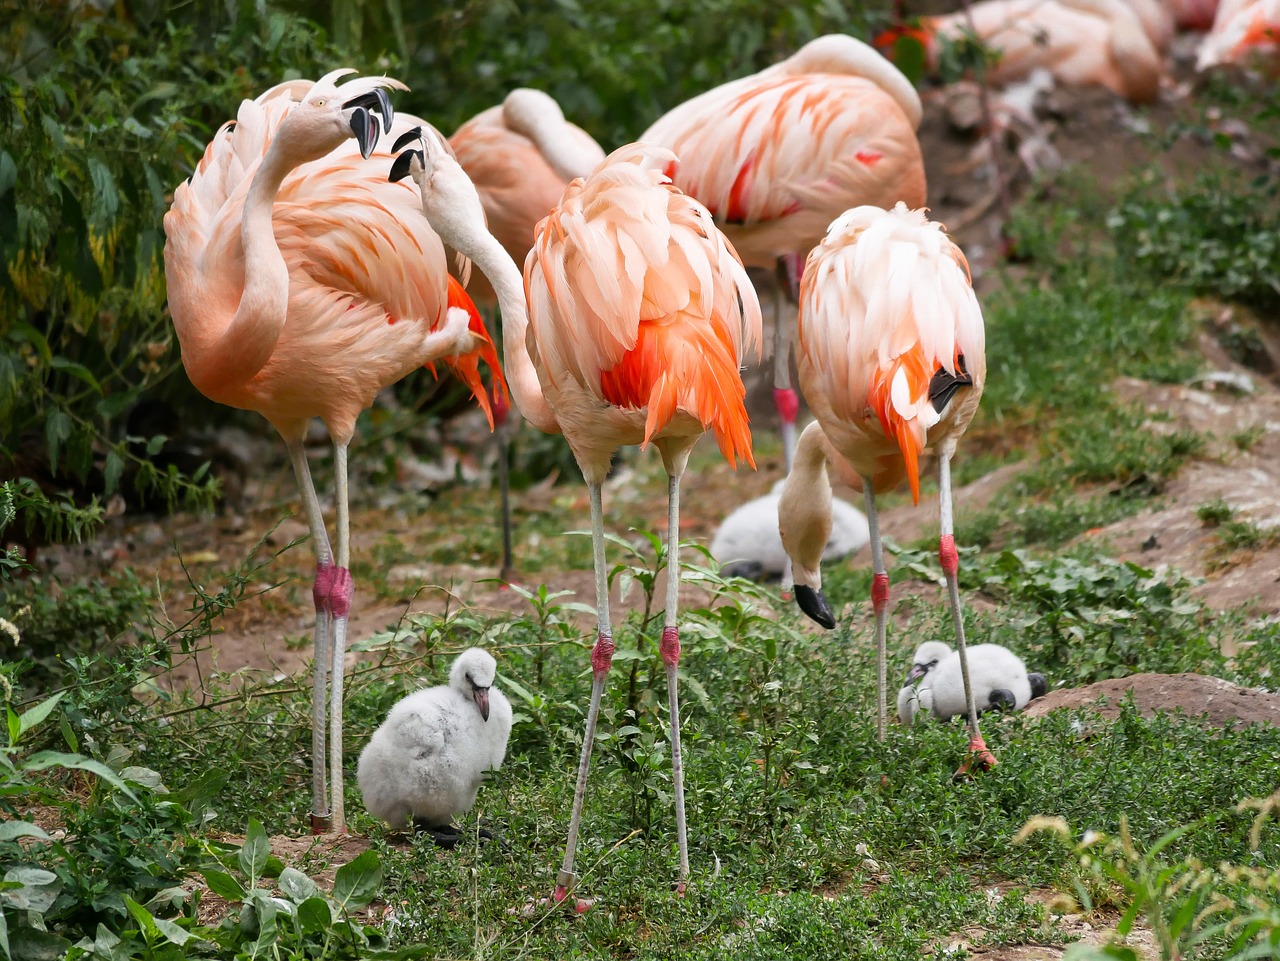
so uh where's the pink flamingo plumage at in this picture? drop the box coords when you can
[877,0,1167,103]
[392,133,762,902]
[777,203,994,774]
[641,34,925,474]
[163,71,506,834]
[449,89,606,577]
[1197,0,1280,73]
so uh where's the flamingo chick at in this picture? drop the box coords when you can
[898,641,1048,725]
[163,72,505,834]
[777,202,992,775]
[392,132,762,904]
[711,478,869,582]
[357,647,512,846]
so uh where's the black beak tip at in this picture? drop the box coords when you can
[389,149,420,183]
[795,585,836,630]
[1028,672,1048,700]
[349,107,374,160]
[376,88,394,133]
[392,125,424,154]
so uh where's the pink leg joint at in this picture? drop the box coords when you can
[659,626,681,667]
[328,566,354,618]
[871,572,890,613]
[590,631,615,676]
[939,534,959,577]
[772,387,800,425]
[313,563,336,612]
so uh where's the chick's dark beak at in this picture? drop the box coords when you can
[473,686,491,722]
[908,664,928,682]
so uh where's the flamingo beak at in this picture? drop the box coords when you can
[344,89,394,159]
[389,127,424,183]
[473,686,491,722]
[908,664,928,682]
[795,584,836,630]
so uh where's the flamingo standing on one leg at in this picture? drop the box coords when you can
[776,202,993,775]
[449,89,606,578]
[641,34,925,476]
[391,133,762,902]
[163,71,506,834]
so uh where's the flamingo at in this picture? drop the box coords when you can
[391,132,762,903]
[640,34,925,475]
[1196,0,1280,74]
[776,202,993,775]
[448,90,606,577]
[876,0,1167,103]
[897,640,1047,725]
[163,71,506,835]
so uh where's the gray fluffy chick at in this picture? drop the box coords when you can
[357,647,512,842]
[897,640,1047,725]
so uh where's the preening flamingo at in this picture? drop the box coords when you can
[1196,0,1280,74]
[641,34,925,474]
[877,0,1167,103]
[163,71,506,834]
[392,132,762,902]
[776,202,993,774]
[449,89,606,577]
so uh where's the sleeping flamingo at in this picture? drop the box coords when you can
[391,132,762,904]
[641,34,925,473]
[449,90,606,577]
[163,71,505,834]
[777,203,994,775]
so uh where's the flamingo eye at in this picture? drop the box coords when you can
[314,98,327,107]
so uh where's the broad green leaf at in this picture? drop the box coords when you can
[332,849,381,911]
[277,867,319,903]
[0,151,15,198]
[22,752,139,802]
[16,692,64,740]
[44,410,72,473]
[296,896,333,934]
[0,821,49,842]
[4,924,70,961]
[151,916,194,946]
[124,896,161,943]
[238,819,271,882]
[201,870,246,902]
[58,714,78,753]
[48,358,102,394]
[0,907,8,961]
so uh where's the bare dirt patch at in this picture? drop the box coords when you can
[1025,671,1280,727]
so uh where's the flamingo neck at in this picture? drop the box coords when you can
[778,421,835,590]
[466,229,559,434]
[223,147,292,384]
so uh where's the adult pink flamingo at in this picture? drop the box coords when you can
[391,133,762,903]
[877,0,1168,103]
[1196,0,1280,74]
[449,89,606,577]
[777,203,994,775]
[641,34,925,474]
[163,70,506,834]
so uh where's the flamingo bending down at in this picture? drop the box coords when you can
[877,0,1167,103]
[392,133,762,901]
[163,71,506,834]
[641,34,925,474]
[449,90,607,577]
[777,203,992,774]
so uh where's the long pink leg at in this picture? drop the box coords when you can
[661,468,690,891]
[861,478,891,742]
[328,443,355,832]
[938,442,996,776]
[286,441,334,833]
[552,479,612,912]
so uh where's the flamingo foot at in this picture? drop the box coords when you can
[674,880,687,897]
[952,733,998,780]
[310,813,333,835]
[512,887,597,917]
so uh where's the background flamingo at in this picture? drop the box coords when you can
[1196,0,1280,74]
[641,34,925,474]
[449,89,606,578]
[163,71,506,834]
[776,202,993,774]
[877,0,1168,103]
[393,133,762,904]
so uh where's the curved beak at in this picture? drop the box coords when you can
[473,686,491,722]
[908,664,928,682]
[343,89,394,160]
[795,584,836,630]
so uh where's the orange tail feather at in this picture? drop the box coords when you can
[441,276,509,430]
[866,350,930,504]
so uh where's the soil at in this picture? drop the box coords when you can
[28,45,1280,961]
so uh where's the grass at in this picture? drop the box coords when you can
[5,78,1280,961]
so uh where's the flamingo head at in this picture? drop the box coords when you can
[272,69,404,162]
[450,647,499,723]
